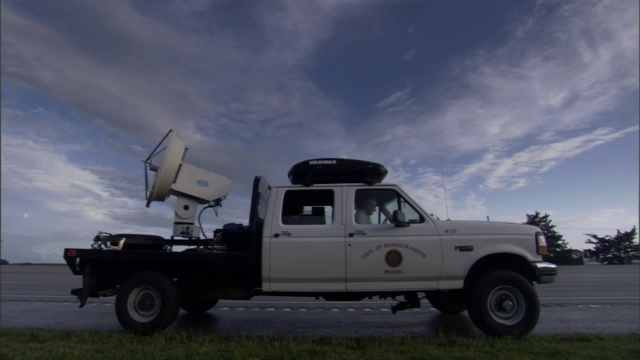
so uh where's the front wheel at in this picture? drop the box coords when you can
[467,270,539,337]
[115,271,180,334]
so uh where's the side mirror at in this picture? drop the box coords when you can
[393,210,410,227]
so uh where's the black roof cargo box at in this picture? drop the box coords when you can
[288,158,388,186]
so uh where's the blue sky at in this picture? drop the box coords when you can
[1,0,638,263]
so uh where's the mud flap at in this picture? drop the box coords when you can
[72,264,95,308]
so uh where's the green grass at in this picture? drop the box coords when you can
[0,329,638,360]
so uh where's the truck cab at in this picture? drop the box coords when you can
[263,183,442,292]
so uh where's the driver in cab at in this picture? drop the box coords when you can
[355,197,376,224]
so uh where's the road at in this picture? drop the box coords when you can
[1,264,638,336]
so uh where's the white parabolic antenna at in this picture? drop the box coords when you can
[145,132,186,206]
[143,130,234,238]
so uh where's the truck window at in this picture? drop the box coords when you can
[282,189,334,225]
[355,189,424,225]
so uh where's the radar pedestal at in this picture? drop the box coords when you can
[174,196,200,238]
[144,130,233,238]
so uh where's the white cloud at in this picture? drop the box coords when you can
[5,0,633,176]
[361,0,638,162]
[0,3,293,142]
[558,208,638,234]
[555,208,639,249]
[0,0,366,172]
[2,136,108,200]
[0,131,169,227]
[401,49,416,61]
[457,193,488,220]
[385,165,450,219]
[375,83,413,110]
[0,129,182,262]
[261,0,375,63]
[453,126,639,191]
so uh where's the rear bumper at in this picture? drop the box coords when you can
[532,262,558,284]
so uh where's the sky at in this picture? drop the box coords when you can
[1,0,638,263]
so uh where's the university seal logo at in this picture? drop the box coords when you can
[385,250,403,268]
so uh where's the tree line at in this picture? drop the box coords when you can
[525,211,639,265]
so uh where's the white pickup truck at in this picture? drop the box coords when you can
[63,132,557,336]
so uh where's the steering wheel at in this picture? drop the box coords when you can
[380,206,393,224]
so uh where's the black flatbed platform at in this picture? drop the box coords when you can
[63,247,257,276]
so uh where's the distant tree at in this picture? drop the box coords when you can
[525,212,570,264]
[585,227,638,265]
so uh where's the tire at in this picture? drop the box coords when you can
[115,271,180,334]
[467,270,539,337]
[425,290,467,314]
[180,297,219,314]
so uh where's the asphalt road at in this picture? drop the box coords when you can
[1,264,638,336]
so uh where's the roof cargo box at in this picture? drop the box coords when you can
[288,158,388,186]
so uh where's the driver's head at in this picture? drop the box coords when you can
[356,197,377,215]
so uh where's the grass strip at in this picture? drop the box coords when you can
[0,329,638,360]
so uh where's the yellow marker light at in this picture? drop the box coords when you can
[536,232,548,255]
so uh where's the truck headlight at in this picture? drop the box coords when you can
[536,232,548,255]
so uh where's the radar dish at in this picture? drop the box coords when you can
[144,130,186,207]
[142,129,235,238]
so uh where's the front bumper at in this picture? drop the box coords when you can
[532,262,558,284]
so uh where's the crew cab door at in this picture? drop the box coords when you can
[345,186,442,290]
[266,187,345,291]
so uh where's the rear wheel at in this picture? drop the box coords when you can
[115,271,180,334]
[180,296,219,314]
[425,290,467,314]
[467,270,539,337]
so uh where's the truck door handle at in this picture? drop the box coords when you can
[274,231,292,238]
[455,245,474,252]
[348,230,367,237]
